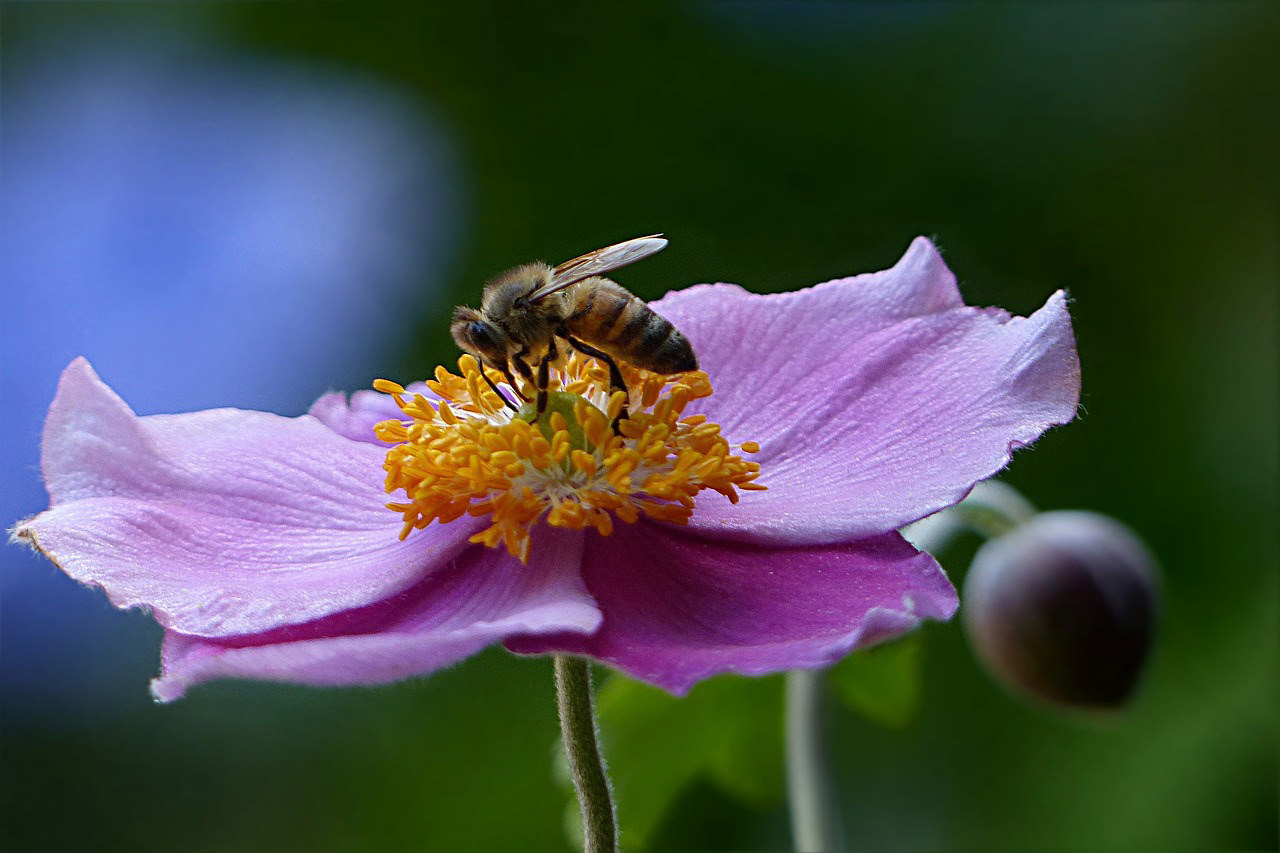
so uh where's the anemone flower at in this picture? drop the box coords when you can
[12,238,1080,701]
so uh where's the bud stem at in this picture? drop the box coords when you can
[903,479,1037,552]
[954,480,1037,537]
[783,482,1036,852]
[786,669,844,852]
[554,655,617,853]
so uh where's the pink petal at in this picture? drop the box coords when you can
[14,358,479,637]
[652,240,1079,544]
[308,382,436,445]
[151,526,600,701]
[505,521,956,695]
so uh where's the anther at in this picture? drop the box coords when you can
[374,355,764,562]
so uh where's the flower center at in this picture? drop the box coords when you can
[372,354,763,561]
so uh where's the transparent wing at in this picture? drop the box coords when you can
[528,234,667,303]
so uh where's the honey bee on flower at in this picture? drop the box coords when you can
[449,235,697,420]
[375,237,764,563]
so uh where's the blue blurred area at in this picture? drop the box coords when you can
[1,32,461,710]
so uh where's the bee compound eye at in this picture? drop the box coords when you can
[468,321,496,351]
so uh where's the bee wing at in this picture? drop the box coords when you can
[528,234,668,303]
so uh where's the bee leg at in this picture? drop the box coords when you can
[535,338,560,416]
[499,364,528,403]
[485,369,521,412]
[563,335,630,426]
[511,350,536,393]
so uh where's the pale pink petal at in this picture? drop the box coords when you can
[308,381,436,445]
[151,526,600,701]
[14,358,478,637]
[505,521,956,694]
[651,242,1079,544]
[651,236,965,434]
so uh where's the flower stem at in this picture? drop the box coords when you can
[554,655,617,853]
[786,669,843,852]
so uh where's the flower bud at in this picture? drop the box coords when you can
[963,511,1158,711]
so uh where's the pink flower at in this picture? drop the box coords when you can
[12,238,1079,701]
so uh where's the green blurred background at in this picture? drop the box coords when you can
[3,3,1276,850]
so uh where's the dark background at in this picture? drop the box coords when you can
[3,3,1276,850]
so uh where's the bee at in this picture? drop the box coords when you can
[451,235,697,420]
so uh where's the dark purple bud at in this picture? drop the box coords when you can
[963,511,1158,711]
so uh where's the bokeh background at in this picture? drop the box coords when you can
[2,3,1275,850]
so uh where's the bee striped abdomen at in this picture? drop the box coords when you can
[566,279,697,374]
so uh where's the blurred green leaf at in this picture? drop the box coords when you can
[827,634,923,729]
[700,677,786,807]
[592,673,784,849]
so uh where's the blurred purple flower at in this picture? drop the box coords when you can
[14,239,1080,700]
[1,37,459,704]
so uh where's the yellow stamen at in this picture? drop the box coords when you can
[373,353,764,562]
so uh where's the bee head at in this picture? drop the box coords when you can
[451,306,509,369]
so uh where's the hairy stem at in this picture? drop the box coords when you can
[555,655,617,853]
[902,479,1038,553]
[783,481,1038,852]
[786,669,843,852]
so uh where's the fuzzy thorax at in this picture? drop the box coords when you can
[373,354,763,561]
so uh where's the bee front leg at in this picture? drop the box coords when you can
[499,364,528,403]
[479,361,520,412]
[563,334,630,426]
[511,349,536,396]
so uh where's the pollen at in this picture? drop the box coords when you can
[373,353,764,562]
